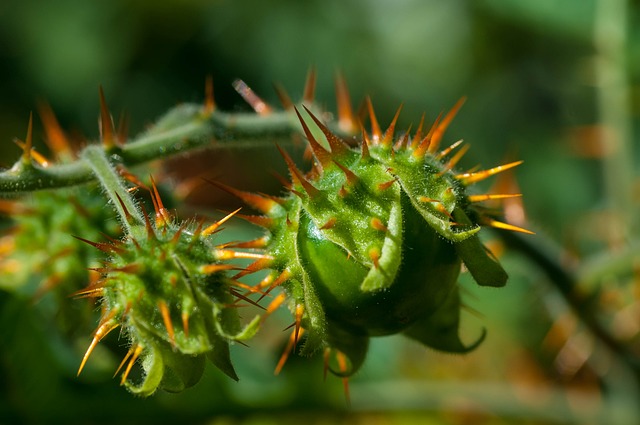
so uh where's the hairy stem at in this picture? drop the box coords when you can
[0,104,301,194]
[81,145,144,234]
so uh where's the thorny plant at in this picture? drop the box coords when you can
[0,72,637,402]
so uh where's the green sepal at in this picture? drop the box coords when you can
[124,343,164,397]
[452,208,508,287]
[206,338,238,381]
[154,342,206,393]
[403,286,485,353]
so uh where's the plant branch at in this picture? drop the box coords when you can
[0,104,301,194]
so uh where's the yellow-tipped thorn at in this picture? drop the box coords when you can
[120,344,144,385]
[77,320,119,376]
[428,97,466,154]
[202,207,242,237]
[14,139,49,167]
[468,193,522,203]
[335,72,357,134]
[365,97,382,143]
[381,104,403,147]
[457,160,524,185]
[158,300,175,348]
[370,217,388,232]
[274,327,306,375]
[484,218,535,235]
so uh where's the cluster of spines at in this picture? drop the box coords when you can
[73,177,267,391]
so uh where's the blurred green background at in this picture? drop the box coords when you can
[1,0,639,424]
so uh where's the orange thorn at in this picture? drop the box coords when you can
[428,97,466,154]
[261,269,291,300]
[273,82,294,110]
[442,143,470,171]
[381,104,403,147]
[366,97,382,143]
[332,160,358,185]
[377,178,397,191]
[393,125,411,151]
[158,300,175,348]
[78,318,119,376]
[263,292,287,318]
[412,112,442,158]
[206,179,278,214]
[468,193,522,203]
[293,107,331,168]
[37,102,73,159]
[182,311,190,338]
[205,75,215,114]
[437,139,465,159]
[320,217,337,230]
[274,327,306,375]
[323,348,331,381]
[369,247,380,268]
[233,257,273,279]
[225,236,269,249]
[120,344,144,385]
[114,345,134,378]
[229,288,266,310]
[235,213,274,228]
[336,351,351,405]
[14,139,49,167]
[150,176,172,229]
[484,218,535,234]
[232,79,273,115]
[99,86,116,149]
[457,160,524,185]
[303,67,317,103]
[72,235,125,255]
[294,304,304,347]
[138,204,156,241]
[170,221,190,246]
[201,263,241,274]
[410,112,426,149]
[276,144,320,197]
[215,249,274,262]
[19,112,34,164]
[370,217,388,232]
[114,192,136,226]
[335,72,357,134]
[301,105,349,156]
[202,208,242,236]
[360,127,371,159]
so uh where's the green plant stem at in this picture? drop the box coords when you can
[496,228,640,386]
[81,145,144,234]
[594,0,635,239]
[0,104,301,194]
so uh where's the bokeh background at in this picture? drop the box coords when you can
[1,0,639,424]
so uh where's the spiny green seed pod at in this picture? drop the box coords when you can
[76,184,260,396]
[214,99,532,379]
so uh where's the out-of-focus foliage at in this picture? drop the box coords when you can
[1,0,639,424]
